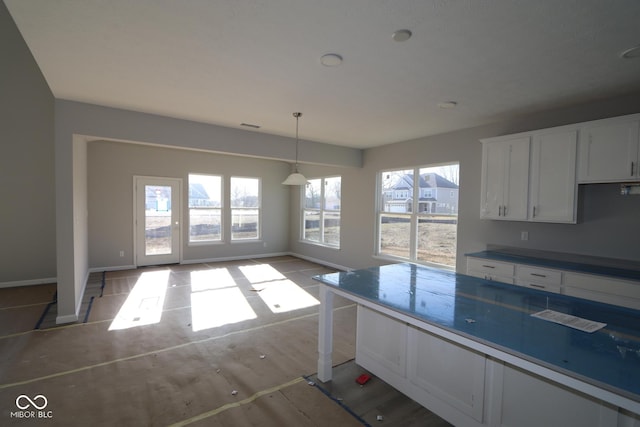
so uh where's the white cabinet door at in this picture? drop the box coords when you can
[356,306,407,377]
[529,130,578,223]
[496,364,617,427]
[578,119,640,183]
[481,141,507,219]
[480,137,530,220]
[407,326,486,422]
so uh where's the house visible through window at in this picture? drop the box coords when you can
[302,176,341,248]
[377,163,459,268]
[231,177,260,240]
[189,174,222,243]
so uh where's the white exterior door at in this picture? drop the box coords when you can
[135,176,182,266]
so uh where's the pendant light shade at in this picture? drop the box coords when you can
[283,112,308,185]
[282,171,308,185]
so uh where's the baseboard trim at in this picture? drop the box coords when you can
[56,313,79,324]
[181,252,290,265]
[56,269,90,325]
[89,265,136,273]
[288,252,351,272]
[0,277,57,289]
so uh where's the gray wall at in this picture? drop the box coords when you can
[0,2,55,284]
[53,100,360,320]
[2,0,640,303]
[88,140,291,268]
[290,93,640,271]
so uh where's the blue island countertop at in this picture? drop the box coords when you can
[313,263,640,404]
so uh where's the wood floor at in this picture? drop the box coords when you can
[0,256,451,426]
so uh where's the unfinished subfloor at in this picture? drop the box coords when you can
[0,256,451,426]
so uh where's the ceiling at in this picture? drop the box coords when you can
[5,0,640,149]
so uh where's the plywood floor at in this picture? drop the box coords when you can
[0,256,450,426]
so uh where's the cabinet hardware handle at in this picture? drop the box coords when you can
[498,206,502,216]
[482,265,496,269]
[632,162,636,177]
[531,273,547,278]
[503,205,507,216]
[532,206,536,217]
[530,284,545,289]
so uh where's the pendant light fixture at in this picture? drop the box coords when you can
[282,112,308,185]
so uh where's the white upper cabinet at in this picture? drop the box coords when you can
[529,129,578,223]
[578,116,640,183]
[481,113,640,223]
[480,137,530,220]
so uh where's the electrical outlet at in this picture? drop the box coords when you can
[521,231,529,241]
[119,250,125,257]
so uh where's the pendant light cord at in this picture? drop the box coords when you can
[294,112,302,168]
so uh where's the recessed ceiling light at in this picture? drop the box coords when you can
[392,29,412,42]
[620,45,640,59]
[320,53,343,67]
[437,101,458,109]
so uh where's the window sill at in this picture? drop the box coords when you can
[299,240,341,251]
[373,254,455,271]
[188,240,224,247]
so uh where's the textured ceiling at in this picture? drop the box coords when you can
[5,0,640,148]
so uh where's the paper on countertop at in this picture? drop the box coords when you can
[531,309,607,333]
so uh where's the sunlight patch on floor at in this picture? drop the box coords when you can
[109,270,170,331]
[190,268,237,292]
[239,263,286,284]
[191,287,257,331]
[238,264,319,314]
[257,279,320,313]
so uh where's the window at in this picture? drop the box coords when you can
[231,177,260,240]
[377,163,459,268]
[189,174,222,243]
[302,176,341,248]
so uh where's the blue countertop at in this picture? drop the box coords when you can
[467,250,640,282]
[313,263,640,403]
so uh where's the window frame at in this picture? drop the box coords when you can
[301,176,341,249]
[375,163,459,269]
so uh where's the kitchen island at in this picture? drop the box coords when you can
[314,263,640,427]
